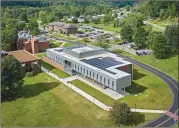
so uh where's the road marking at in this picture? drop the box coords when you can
[164,111,178,120]
[119,55,179,127]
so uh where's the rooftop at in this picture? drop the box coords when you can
[8,50,40,63]
[49,22,77,29]
[48,45,132,79]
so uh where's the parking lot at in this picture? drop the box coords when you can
[110,42,153,56]
[76,25,120,42]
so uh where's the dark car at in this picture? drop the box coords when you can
[142,51,147,55]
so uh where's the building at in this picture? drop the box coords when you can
[47,22,78,34]
[46,44,133,93]
[17,31,49,54]
[8,50,41,75]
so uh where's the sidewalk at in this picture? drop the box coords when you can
[41,66,166,113]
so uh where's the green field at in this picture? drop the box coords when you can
[1,73,114,127]
[41,60,70,78]
[49,39,57,43]
[63,42,74,47]
[50,42,62,48]
[77,22,121,33]
[71,65,172,110]
[150,18,178,28]
[1,72,161,127]
[71,79,114,105]
[36,52,46,59]
[113,49,178,81]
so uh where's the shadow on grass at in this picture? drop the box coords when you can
[125,81,147,94]
[41,61,55,72]
[133,69,146,80]
[127,112,145,126]
[2,82,59,103]
[20,82,59,98]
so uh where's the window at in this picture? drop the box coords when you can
[81,67,82,73]
[74,64,76,70]
[104,77,106,84]
[83,68,85,74]
[97,74,98,79]
[90,71,91,77]
[112,81,114,86]
[100,76,102,81]
[78,66,79,71]
[87,70,88,75]
[93,73,95,78]
[108,79,110,85]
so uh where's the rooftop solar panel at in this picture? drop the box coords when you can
[81,57,123,75]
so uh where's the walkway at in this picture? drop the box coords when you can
[41,66,166,114]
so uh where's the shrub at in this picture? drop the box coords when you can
[26,71,37,77]
[26,72,34,77]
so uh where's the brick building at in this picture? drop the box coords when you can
[17,31,49,54]
[46,22,78,34]
[8,50,41,75]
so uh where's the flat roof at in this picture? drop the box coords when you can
[71,47,94,54]
[8,50,40,63]
[47,47,132,79]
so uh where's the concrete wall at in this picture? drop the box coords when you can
[116,75,131,93]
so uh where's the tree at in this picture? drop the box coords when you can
[120,24,133,42]
[93,17,101,24]
[113,11,118,18]
[133,27,148,49]
[39,11,47,24]
[164,24,178,52]
[1,55,24,101]
[152,33,170,59]
[109,102,131,126]
[17,22,26,31]
[103,14,113,25]
[96,37,110,49]
[113,19,120,28]
[72,17,78,23]
[28,19,39,35]
[83,37,89,42]
[125,5,130,11]
[19,12,28,22]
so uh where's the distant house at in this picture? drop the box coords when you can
[8,50,41,75]
[47,22,78,34]
[17,31,49,54]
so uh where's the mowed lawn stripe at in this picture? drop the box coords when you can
[71,79,115,106]
[2,73,114,127]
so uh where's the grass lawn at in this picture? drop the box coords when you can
[71,64,172,110]
[49,39,57,43]
[41,61,70,78]
[77,22,121,33]
[1,72,161,127]
[35,54,70,78]
[50,42,62,48]
[152,27,163,32]
[71,79,114,105]
[150,18,178,28]
[35,52,46,59]
[63,42,74,47]
[113,49,178,81]
[1,72,114,127]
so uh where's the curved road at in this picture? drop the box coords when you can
[116,54,178,127]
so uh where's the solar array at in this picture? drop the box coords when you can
[81,57,123,74]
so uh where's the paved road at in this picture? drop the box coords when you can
[114,53,178,127]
